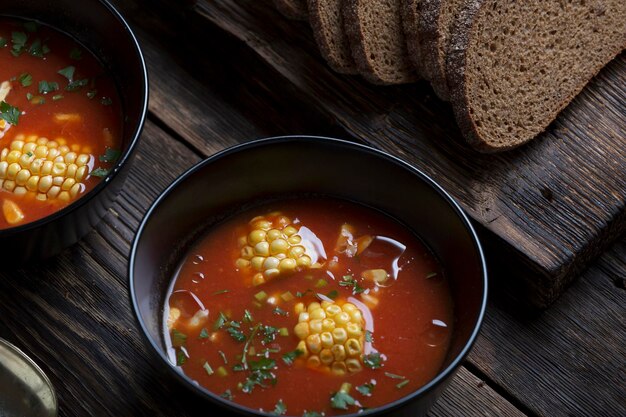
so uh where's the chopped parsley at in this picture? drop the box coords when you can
[90,167,109,178]
[0,37,7,48]
[58,66,75,80]
[38,80,59,94]
[384,372,406,380]
[23,21,38,33]
[26,93,33,101]
[17,72,32,87]
[281,349,303,365]
[0,101,20,126]
[326,290,339,299]
[330,391,356,410]
[213,311,228,330]
[220,389,233,400]
[302,412,323,417]
[66,78,89,92]
[171,329,187,347]
[28,38,49,58]
[356,382,375,396]
[243,309,254,323]
[241,358,277,393]
[272,307,288,316]
[202,361,214,376]
[396,380,410,389]
[11,31,27,56]
[271,399,287,415]
[363,352,383,369]
[70,48,83,60]
[262,325,280,344]
[339,275,365,294]
[198,328,209,339]
[176,350,186,366]
[365,330,373,343]
[226,321,246,342]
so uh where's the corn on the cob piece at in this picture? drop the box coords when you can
[293,300,365,375]
[236,212,313,285]
[0,135,92,203]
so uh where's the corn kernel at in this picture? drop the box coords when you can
[3,180,15,191]
[309,319,323,334]
[345,338,361,357]
[307,356,321,368]
[335,312,350,326]
[254,241,269,256]
[240,246,254,260]
[235,258,250,269]
[263,257,280,270]
[15,169,30,186]
[297,255,312,267]
[298,312,310,323]
[270,238,289,255]
[331,345,346,361]
[13,186,27,195]
[346,358,362,373]
[320,332,334,348]
[309,308,326,320]
[346,323,362,338]
[266,229,281,241]
[264,268,280,279]
[294,303,305,314]
[306,334,322,353]
[320,349,334,365]
[250,256,264,271]
[294,322,309,339]
[248,229,266,245]
[288,235,302,244]
[325,304,342,316]
[331,361,347,376]
[252,273,265,286]
[278,258,297,273]
[321,319,336,332]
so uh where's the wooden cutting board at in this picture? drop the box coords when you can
[193,0,626,308]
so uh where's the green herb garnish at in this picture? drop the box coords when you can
[0,37,7,48]
[281,349,304,366]
[11,31,27,56]
[339,275,365,294]
[365,330,373,343]
[202,361,214,376]
[227,324,246,342]
[100,96,112,106]
[90,167,109,178]
[356,382,375,396]
[220,389,233,400]
[262,325,279,344]
[17,72,32,87]
[326,290,339,299]
[302,412,322,417]
[363,352,383,369]
[273,307,288,316]
[28,39,48,58]
[198,328,209,339]
[330,391,356,410]
[70,48,83,60]
[171,329,187,347]
[384,372,406,380]
[243,309,254,323]
[213,311,228,330]
[272,399,287,415]
[23,21,38,33]
[66,78,89,92]
[58,66,75,81]
[241,358,277,393]
[38,80,59,94]
[396,380,410,389]
[0,101,20,125]
[176,350,186,366]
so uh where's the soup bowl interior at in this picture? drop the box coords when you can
[0,0,147,262]
[130,137,487,416]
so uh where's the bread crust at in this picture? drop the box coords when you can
[274,0,309,20]
[419,0,449,100]
[308,0,358,74]
[401,0,426,78]
[343,0,417,84]
[446,0,626,152]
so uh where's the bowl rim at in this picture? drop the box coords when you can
[129,135,488,417]
[0,0,148,236]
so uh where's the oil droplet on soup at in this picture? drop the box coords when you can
[164,198,454,416]
[0,18,123,229]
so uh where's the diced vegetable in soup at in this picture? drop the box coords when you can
[165,199,453,416]
[0,18,122,229]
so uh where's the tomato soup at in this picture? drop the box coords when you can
[0,17,122,229]
[165,198,453,416]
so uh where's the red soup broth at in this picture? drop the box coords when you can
[0,17,122,229]
[165,198,453,416]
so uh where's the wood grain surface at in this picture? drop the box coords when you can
[0,1,624,417]
[194,0,626,308]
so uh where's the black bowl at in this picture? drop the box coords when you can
[0,0,147,263]
[130,136,487,417]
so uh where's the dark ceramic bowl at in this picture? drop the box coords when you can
[130,136,487,417]
[0,0,147,263]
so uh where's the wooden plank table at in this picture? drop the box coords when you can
[0,1,624,416]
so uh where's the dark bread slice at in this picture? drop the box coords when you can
[274,0,308,20]
[419,0,465,100]
[401,0,428,79]
[308,0,358,74]
[343,0,418,84]
[447,0,626,152]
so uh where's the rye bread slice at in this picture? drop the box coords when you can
[447,0,626,152]
[419,0,465,100]
[401,0,428,79]
[343,0,418,84]
[274,0,308,20]
[308,0,358,74]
